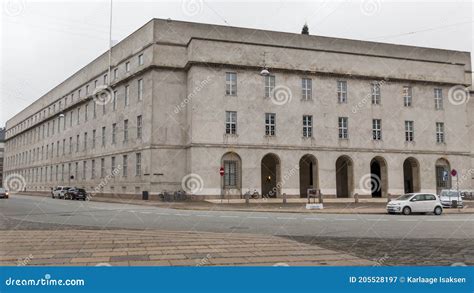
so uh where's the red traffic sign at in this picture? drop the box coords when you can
[451,169,457,177]
[219,167,225,177]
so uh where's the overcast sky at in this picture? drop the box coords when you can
[0,0,472,126]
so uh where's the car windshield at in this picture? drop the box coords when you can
[396,194,413,201]
[441,190,459,197]
[78,189,85,192]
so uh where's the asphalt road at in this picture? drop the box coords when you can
[1,194,473,240]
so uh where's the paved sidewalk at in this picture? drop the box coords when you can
[0,229,375,266]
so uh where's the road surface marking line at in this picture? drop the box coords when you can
[220,215,239,218]
[154,213,169,216]
[303,218,323,221]
[140,212,152,214]
[334,218,356,221]
[174,214,190,216]
[247,216,268,219]
[366,219,388,221]
[196,214,213,217]
[277,217,296,220]
[397,219,418,221]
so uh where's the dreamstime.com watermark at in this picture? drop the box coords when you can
[352,79,388,114]
[4,173,26,192]
[181,173,204,194]
[17,254,33,266]
[359,173,382,194]
[195,254,212,266]
[5,274,85,287]
[88,165,122,199]
[174,76,212,114]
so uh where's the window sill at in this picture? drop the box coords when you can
[224,133,238,137]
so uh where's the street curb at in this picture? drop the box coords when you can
[13,193,474,215]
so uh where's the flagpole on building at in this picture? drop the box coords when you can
[107,0,113,85]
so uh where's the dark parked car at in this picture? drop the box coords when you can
[65,188,88,200]
[0,188,9,199]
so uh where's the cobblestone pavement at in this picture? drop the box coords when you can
[0,219,374,266]
[286,236,474,266]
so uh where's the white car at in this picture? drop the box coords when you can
[52,186,71,199]
[387,193,443,215]
[439,189,464,208]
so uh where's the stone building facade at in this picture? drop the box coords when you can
[3,19,473,198]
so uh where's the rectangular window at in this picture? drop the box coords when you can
[101,127,106,147]
[104,74,108,84]
[93,102,97,118]
[224,160,237,188]
[225,72,237,96]
[264,75,275,98]
[76,135,79,152]
[138,54,144,65]
[303,115,312,138]
[122,155,128,177]
[125,61,130,72]
[111,156,116,171]
[113,90,117,111]
[69,137,72,154]
[436,122,445,143]
[434,88,443,110]
[123,120,129,142]
[92,129,96,149]
[91,159,96,179]
[338,117,348,139]
[405,120,414,142]
[113,68,118,79]
[371,82,381,105]
[138,79,143,101]
[403,86,412,107]
[372,119,382,140]
[124,85,129,106]
[337,81,347,103]
[62,139,65,155]
[82,161,86,180]
[225,111,237,134]
[84,132,87,150]
[112,123,117,144]
[86,85,89,95]
[302,78,312,100]
[85,103,89,121]
[265,113,276,136]
[100,158,105,178]
[137,115,142,139]
[136,153,142,176]
[75,162,78,181]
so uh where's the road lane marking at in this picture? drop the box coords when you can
[334,218,356,221]
[397,219,418,221]
[174,214,191,216]
[154,212,170,216]
[276,217,296,220]
[220,215,239,218]
[303,218,324,221]
[366,219,388,222]
[197,214,213,217]
[247,216,268,219]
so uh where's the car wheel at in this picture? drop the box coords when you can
[434,206,442,215]
[402,206,411,215]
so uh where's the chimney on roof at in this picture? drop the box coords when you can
[301,23,309,35]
